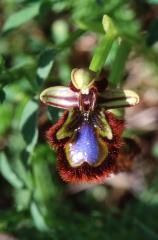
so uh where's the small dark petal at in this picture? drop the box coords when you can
[94,70,109,92]
[115,138,141,173]
[106,111,124,140]
[46,111,70,149]
[69,81,80,93]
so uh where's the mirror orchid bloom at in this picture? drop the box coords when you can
[40,69,139,183]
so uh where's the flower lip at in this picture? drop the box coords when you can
[65,122,108,167]
[46,110,124,183]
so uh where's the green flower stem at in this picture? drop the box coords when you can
[89,32,117,73]
[89,15,118,73]
[109,40,131,87]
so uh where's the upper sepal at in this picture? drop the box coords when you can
[71,68,95,92]
[40,86,79,109]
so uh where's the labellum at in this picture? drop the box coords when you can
[40,68,139,183]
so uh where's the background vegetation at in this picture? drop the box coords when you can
[0,0,158,239]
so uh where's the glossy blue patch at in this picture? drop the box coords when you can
[70,123,99,165]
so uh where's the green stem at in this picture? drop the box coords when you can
[109,40,131,87]
[89,32,117,73]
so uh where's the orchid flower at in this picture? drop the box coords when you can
[40,69,139,183]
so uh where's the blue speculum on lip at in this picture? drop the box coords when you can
[65,121,108,167]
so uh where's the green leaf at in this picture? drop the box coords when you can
[36,29,85,87]
[20,100,39,153]
[152,143,158,158]
[30,202,49,232]
[37,48,57,86]
[147,18,158,46]
[52,20,69,44]
[13,156,33,190]
[2,3,41,33]
[0,89,5,103]
[108,40,131,87]
[32,146,54,204]
[15,188,31,211]
[58,29,85,49]
[47,106,61,124]
[76,19,103,33]
[0,55,5,72]
[0,152,23,189]
[146,0,158,4]
[135,219,158,240]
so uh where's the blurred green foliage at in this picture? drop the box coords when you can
[0,0,158,239]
